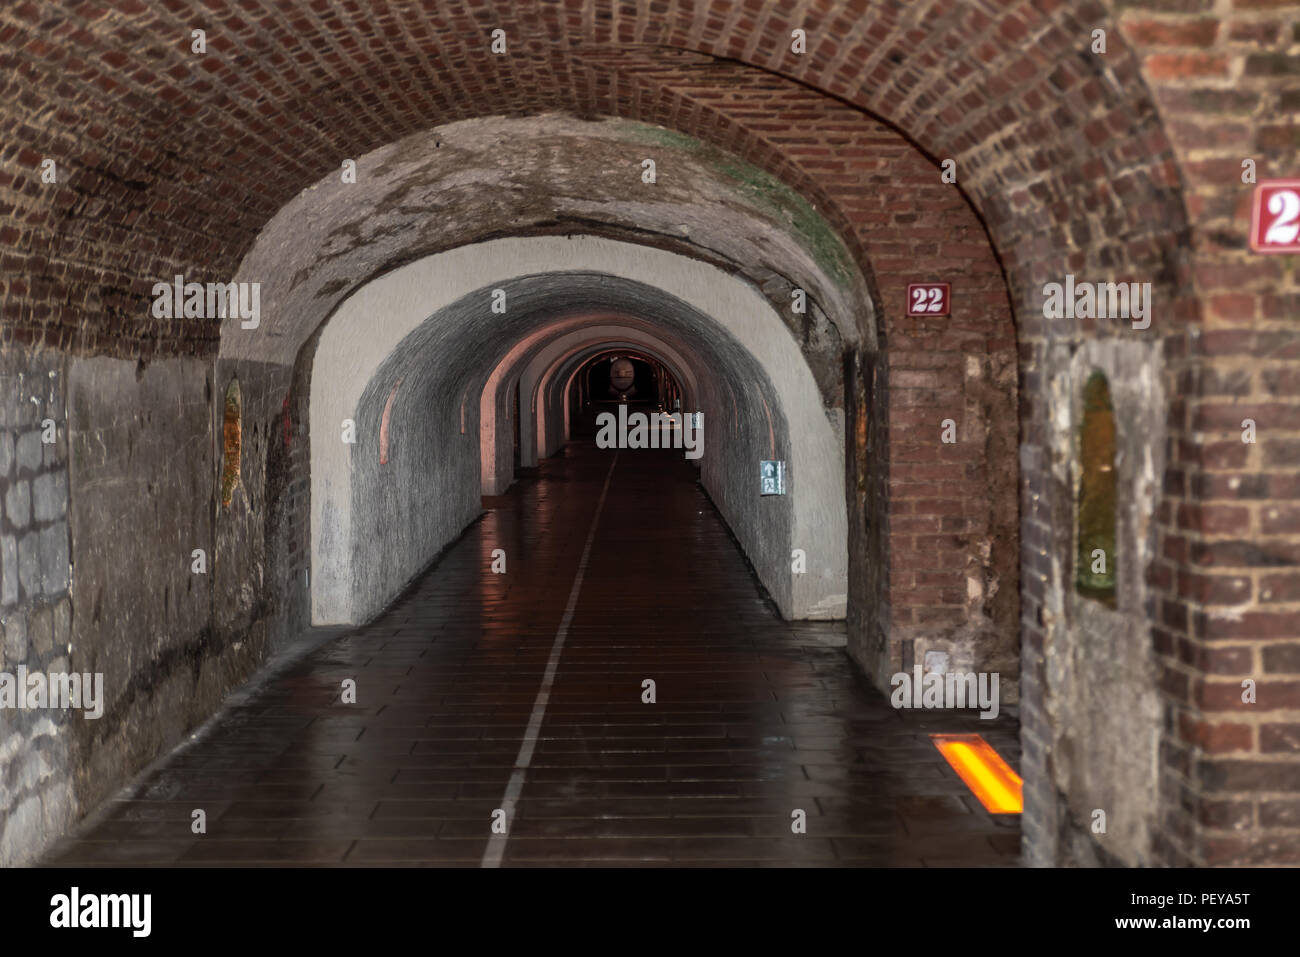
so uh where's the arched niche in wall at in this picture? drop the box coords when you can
[220,378,242,508]
[379,378,403,466]
[1076,371,1117,607]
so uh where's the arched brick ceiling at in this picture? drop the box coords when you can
[1,0,1192,359]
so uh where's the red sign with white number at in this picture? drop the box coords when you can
[1250,180,1300,254]
[907,282,950,316]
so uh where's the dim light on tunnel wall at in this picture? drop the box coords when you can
[930,734,1023,814]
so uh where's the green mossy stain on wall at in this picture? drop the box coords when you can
[614,121,856,289]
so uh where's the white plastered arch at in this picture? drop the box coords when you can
[311,235,847,625]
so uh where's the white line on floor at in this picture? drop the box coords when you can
[480,451,618,867]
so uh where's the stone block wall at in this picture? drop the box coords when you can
[0,347,73,866]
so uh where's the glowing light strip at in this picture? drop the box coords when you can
[930,734,1023,814]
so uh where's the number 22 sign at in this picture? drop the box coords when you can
[1250,181,1300,254]
[906,282,950,316]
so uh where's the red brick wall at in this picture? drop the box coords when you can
[1116,1,1300,866]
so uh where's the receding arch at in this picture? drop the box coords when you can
[549,345,691,448]
[514,326,701,471]
[537,342,691,461]
[552,341,697,456]
[479,318,703,493]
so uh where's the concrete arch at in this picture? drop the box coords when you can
[218,115,867,376]
[311,236,847,628]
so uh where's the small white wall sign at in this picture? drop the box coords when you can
[761,460,786,495]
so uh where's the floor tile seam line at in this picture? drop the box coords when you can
[480,451,619,869]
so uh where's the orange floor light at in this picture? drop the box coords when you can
[930,734,1023,814]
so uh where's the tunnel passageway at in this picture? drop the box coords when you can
[44,442,1018,867]
[3,0,1295,876]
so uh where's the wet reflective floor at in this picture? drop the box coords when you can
[45,441,1021,867]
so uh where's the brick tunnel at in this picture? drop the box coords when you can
[0,0,1298,874]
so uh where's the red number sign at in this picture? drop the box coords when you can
[907,283,950,316]
[1250,181,1300,254]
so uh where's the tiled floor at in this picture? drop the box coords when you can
[45,441,1021,867]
